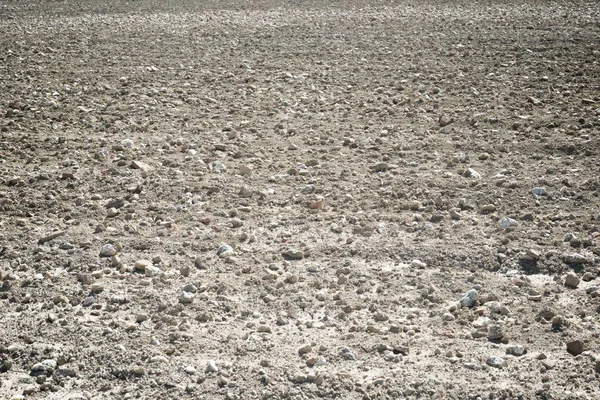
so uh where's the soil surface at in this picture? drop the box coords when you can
[1,0,599,399]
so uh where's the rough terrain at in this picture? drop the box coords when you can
[0,0,599,399]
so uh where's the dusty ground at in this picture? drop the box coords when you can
[1,0,599,399]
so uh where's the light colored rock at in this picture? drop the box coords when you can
[506,345,526,356]
[134,259,152,272]
[410,259,427,269]
[531,187,546,196]
[459,289,479,308]
[100,244,118,257]
[179,291,195,304]
[205,360,218,373]
[486,356,507,368]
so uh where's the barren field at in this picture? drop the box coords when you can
[1,0,599,399]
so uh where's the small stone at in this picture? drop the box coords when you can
[564,233,577,242]
[480,204,496,213]
[371,162,389,172]
[506,345,526,356]
[150,355,168,363]
[82,296,94,307]
[257,325,272,333]
[217,244,235,258]
[184,366,196,374]
[283,247,304,260]
[410,259,427,269]
[310,198,324,209]
[488,324,504,341]
[531,187,546,196]
[100,244,118,257]
[130,160,152,171]
[582,272,595,282]
[134,260,152,272]
[31,359,57,375]
[498,217,518,229]
[205,360,218,373]
[90,282,104,293]
[459,289,479,308]
[442,313,455,321]
[438,114,454,127]
[298,345,312,356]
[210,161,227,173]
[179,291,195,304]
[132,366,145,376]
[463,168,481,180]
[107,207,119,217]
[230,218,243,228]
[522,249,541,261]
[136,313,148,323]
[486,356,507,368]
[183,284,197,293]
[566,340,584,355]
[564,272,580,288]
[339,347,356,360]
[180,265,191,276]
[564,253,588,264]
[145,265,163,277]
[239,165,252,176]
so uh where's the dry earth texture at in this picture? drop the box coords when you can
[0,0,599,399]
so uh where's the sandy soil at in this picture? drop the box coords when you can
[1,0,599,399]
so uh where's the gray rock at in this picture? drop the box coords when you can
[145,265,163,277]
[410,259,427,269]
[464,168,481,180]
[564,272,580,288]
[488,324,504,341]
[339,347,356,360]
[486,356,507,368]
[531,187,546,196]
[31,359,57,375]
[82,296,94,307]
[498,217,519,229]
[99,244,118,257]
[506,345,526,356]
[183,284,197,293]
[459,289,479,308]
[564,253,588,264]
[217,244,235,258]
[179,291,195,304]
[283,247,304,260]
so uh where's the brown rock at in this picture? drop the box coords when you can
[566,339,584,355]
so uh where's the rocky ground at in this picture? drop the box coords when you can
[1,0,599,399]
